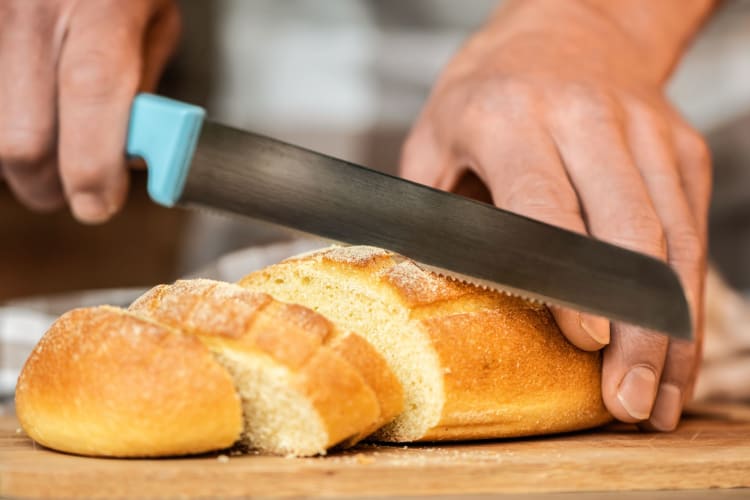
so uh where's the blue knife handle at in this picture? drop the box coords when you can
[126,93,206,207]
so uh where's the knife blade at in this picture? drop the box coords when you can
[126,93,692,340]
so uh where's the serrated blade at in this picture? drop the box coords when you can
[180,121,692,340]
[420,264,551,303]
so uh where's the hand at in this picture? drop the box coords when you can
[0,0,180,223]
[401,2,712,430]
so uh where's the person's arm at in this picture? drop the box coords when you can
[402,0,718,431]
[0,0,180,223]
[481,0,714,84]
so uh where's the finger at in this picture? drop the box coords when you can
[57,1,158,223]
[624,105,706,430]
[671,121,712,399]
[640,340,695,431]
[0,3,64,211]
[550,95,670,422]
[626,109,705,323]
[1,161,63,212]
[140,1,181,92]
[459,119,610,350]
[602,326,669,423]
[550,309,610,352]
[671,120,712,242]
[400,114,451,188]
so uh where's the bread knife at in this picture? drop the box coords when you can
[126,93,692,340]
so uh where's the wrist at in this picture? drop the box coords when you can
[475,0,714,85]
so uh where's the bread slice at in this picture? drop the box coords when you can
[14,306,243,457]
[239,245,613,442]
[129,279,401,456]
[325,329,404,442]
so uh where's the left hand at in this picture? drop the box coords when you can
[0,0,181,223]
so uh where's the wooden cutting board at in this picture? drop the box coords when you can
[2,403,749,499]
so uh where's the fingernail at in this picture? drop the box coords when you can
[70,192,112,224]
[580,313,610,345]
[649,383,683,431]
[617,366,658,420]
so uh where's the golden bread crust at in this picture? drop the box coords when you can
[14,306,242,457]
[419,308,610,439]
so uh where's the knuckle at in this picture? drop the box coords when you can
[0,0,64,30]
[504,172,581,221]
[61,50,137,100]
[658,340,699,400]
[632,104,668,136]
[680,128,711,164]
[669,227,706,272]
[602,211,666,258]
[492,76,538,101]
[2,162,64,212]
[606,325,670,371]
[677,127,713,198]
[621,93,658,118]
[464,76,536,119]
[62,158,117,193]
[0,128,52,165]
[557,81,617,121]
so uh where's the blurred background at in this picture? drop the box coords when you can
[1,0,750,300]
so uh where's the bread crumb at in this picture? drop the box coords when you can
[217,454,229,463]
[15,428,22,434]
[355,453,374,465]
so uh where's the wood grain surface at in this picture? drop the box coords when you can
[1,403,749,499]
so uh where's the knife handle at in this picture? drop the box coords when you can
[126,93,205,206]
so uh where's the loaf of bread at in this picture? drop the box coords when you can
[14,306,243,457]
[239,245,612,441]
[16,244,611,457]
[16,280,403,457]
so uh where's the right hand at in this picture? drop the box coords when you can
[0,0,180,223]
[401,4,712,431]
